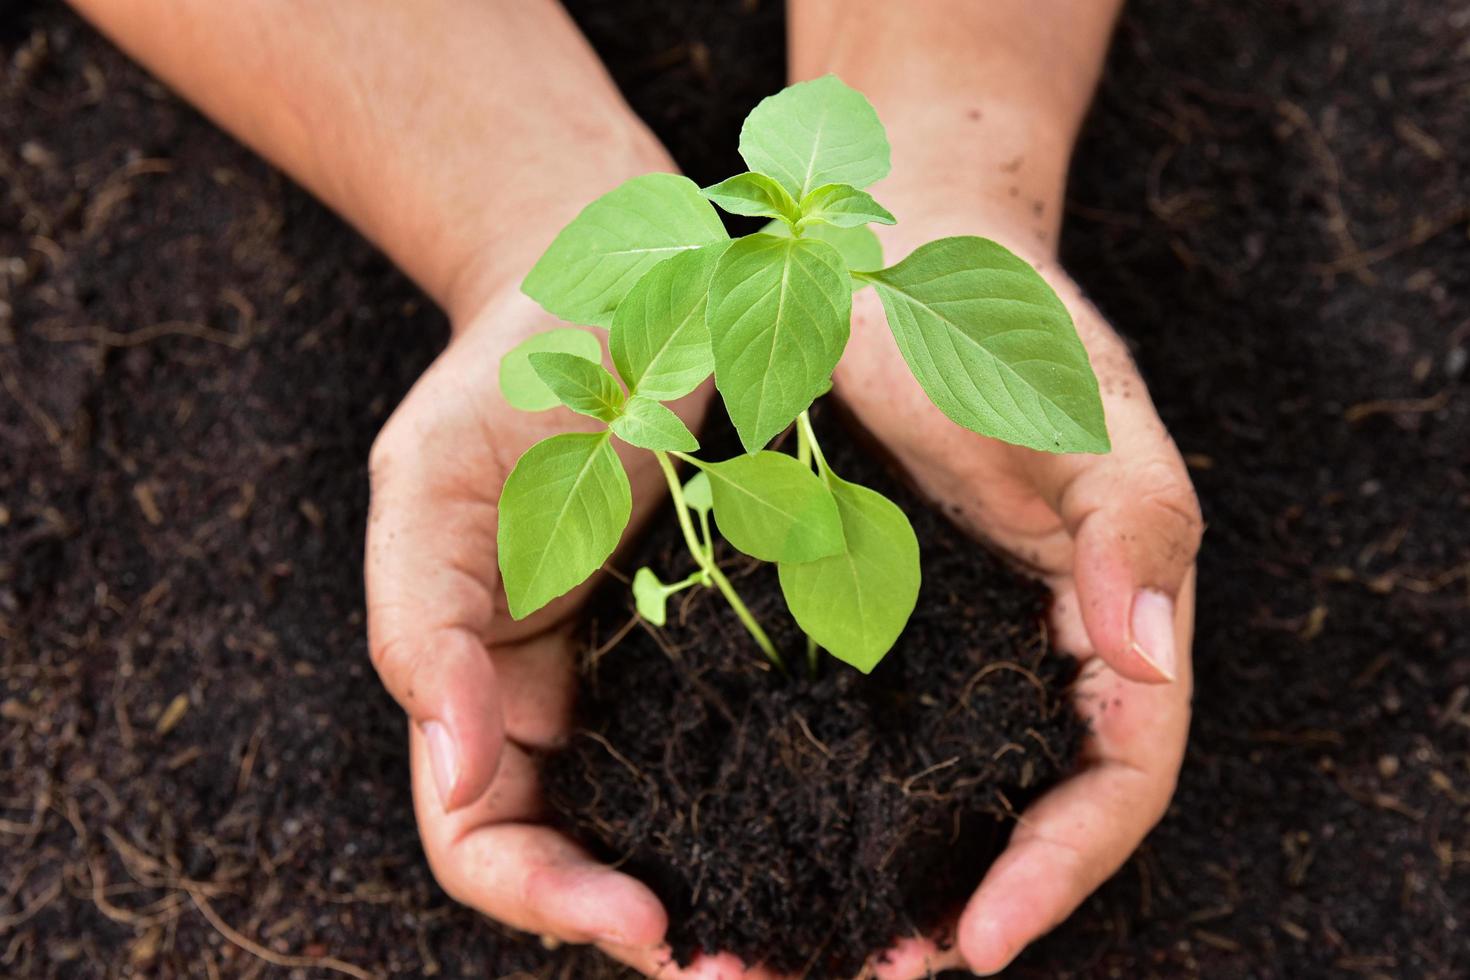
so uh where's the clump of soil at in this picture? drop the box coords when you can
[543,416,1085,976]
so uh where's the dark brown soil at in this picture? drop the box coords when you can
[3,1,1468,978]
[543,411,1084,976]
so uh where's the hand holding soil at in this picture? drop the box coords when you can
[64,1,1198,977]
[837,235,1199,979]
[364,289,763,979]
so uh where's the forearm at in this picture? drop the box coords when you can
[68,0,672,325]
[788,0,1124,251]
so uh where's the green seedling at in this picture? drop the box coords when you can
[497,75,1109,675]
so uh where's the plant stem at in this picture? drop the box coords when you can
[697,509,714,563]
[654,451,784,671]
[798,410,837,680]
[796,413,814,470]
[797,411,832,483]
[665,570,708,594]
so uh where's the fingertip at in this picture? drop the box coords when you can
[416,628,506,811]
[529,863,668,948]
[1128,588,1178,683]
[1071,546,1176,684]
[958,908,1015,977]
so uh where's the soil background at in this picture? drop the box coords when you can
[2,0,1468,978]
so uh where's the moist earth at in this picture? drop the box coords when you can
[542,412,1085,976]
[2,1,1467,978]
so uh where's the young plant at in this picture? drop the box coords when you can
[496,75,1109,675]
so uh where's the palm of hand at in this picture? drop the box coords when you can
[366,292,785,979]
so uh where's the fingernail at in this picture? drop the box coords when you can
[423,720,459,809]
[1130,589,1177,682]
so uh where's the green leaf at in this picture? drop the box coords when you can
[778,477,920,673]
[498,432,631,619]
[739,74,891,200]
[799,183,896,229]
[610,395,698,451]
[860,236,1110,453]
[522,173,729,327]
[499,329,604,412]
[702,172,800,223]
[708,234,851,453]
[632,567,671,627]
[762,220,883,292]
[609,244,724,400]
[681,470,713,516]
[698,451,844,562]
[528,352,625,422]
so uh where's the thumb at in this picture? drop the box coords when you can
[364,412,506,813]
[1040,429,1203,684]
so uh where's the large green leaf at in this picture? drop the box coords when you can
[778,477,920,673]
[499,328,604,412]
[702,172,800,223]
[859,236,1110,453]
[699,451,844,562]
[610,395,698,452]
[522,173,728,327]
[498,432,632,619]
[708,234,851,453]
[527,352,625,422]
[739,75,891,200]
[609,244,724,400]
[762,219,883,292]
[799,183,895,229]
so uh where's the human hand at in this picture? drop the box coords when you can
[364,286,771,979]
[836,203,1201,977]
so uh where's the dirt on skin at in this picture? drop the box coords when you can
[2,0,1468,978]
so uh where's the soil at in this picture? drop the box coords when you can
[2,1,1468,979]
[542,409,1085,976]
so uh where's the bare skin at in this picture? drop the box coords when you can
[69,1,1201,977]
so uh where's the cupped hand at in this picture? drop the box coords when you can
[364,286,768,979]
[839,211,1202,977]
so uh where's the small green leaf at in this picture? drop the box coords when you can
[609,244,724,400]
[778,477,920,673]
[522,173,729,327]
[611,396,698,451]
[498,432,632,619]
[799,183,896,229]
[528,352,625,422]
[632,567,670,627]
[698,451,844,562]
[499,329,604,412]
[702,172,800,223]
[682,471,713,516]
[708,234,851,453]
[739,75,891,200]
[860,236,1110,453]
[762,220,883,292]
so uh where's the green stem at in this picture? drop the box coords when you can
[796,413,814,470]
[697,509,714,564]
[797,410,832,483]
[665,570,707,594]
[655,451,784,671]
[807,635,819,678]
